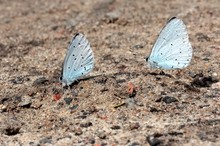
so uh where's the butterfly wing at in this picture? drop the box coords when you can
[61,33,94,86]
[148,17,193,69]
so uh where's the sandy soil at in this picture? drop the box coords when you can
[0,0,220,145]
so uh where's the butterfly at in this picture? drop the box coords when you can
[60,33,94,87]
[146,17,193,70]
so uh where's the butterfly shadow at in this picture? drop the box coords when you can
[145,70,174,78]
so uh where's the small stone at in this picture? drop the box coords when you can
[132,44,144,49]
[0,104,7,112]
[0,97,9,104]
[195,32,210,42]
[162,96,178,104]
[129,122,140,130]
[4,127,20,136]
[64,97,73,105]
[105,10,121,23]
[18,96,32,108]
[147,135,162,146]
[66,19,77,29]
[14,96,22,102]
[95,76,108,84]
[74,128,83,136]
[88,137,95,144]
[69,104,79,110]
[192,75,218,87]
[129,142,141,146]
[80,122,93,128]
[39,136,52,144]
[211,72,219,82]
[97,131,106,139]
[211,82,220,89]
[10,76,25,84]
[33,77,48,86]
[111,125,121,130]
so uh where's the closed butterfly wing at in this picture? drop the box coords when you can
[60,33,94,87]
[147,17,193,69]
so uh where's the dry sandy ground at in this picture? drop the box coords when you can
[0,0,220,145]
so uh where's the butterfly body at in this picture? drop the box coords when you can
[147,17,193,70]
[60,33,94,87]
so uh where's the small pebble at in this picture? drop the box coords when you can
[192,75,218,87]
[33,77,48,86]
[129,142,141,146]
[95,76,108,84]
[0,104,7,112]
[105,10,121,22]
[39,136,52,144]
[147,135,162,146]
[64,97,73,105]
[10,76,25,84]
[162,96,178,104]
[69,104,79,110]
[4,127,20,136]
[111,125,121,130]
[132,44,144,49]
[195,32,210,42]
[18,96,32,108]
[97,131,106,139]
[211,82,220,89]
[129,122,140,130]
[80,122,93,128]
[211,72,219,82]
[74,128,83,136]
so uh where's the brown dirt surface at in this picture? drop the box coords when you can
[0,0,220,146]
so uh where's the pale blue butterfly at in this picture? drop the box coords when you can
[146,17,193,69]
[60,33,94,87]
